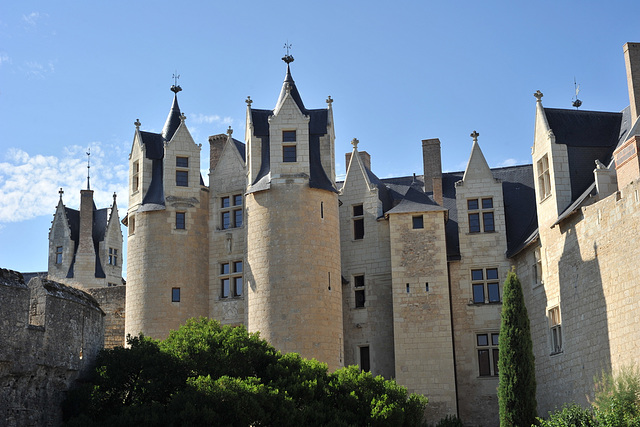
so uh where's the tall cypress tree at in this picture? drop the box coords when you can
[498,269,537,426]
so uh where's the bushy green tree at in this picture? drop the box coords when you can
[592,366,640,427]
[498,270,537,426]
[537,403,595,427]
[63,318,428,426]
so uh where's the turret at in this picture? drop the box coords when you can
[244,56,343,370]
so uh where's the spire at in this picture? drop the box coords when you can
[462,130,493,182]
[163,80,183,142]
[275,44,306,112]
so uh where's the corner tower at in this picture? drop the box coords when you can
[125,85,209,340]
[245,56,343,370]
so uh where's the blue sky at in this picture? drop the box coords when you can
[1,1,639,276]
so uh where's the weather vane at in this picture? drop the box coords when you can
[282,41,294,64]
[86,148,91,190]
[171,71,182,94]
[572,77,582,109]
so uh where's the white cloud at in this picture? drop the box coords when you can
[0,143,129,224]
[22,12,42,26]
[0,52,11,67]
[497,158,518,167]
[23,60,55,79]
[189,113,233,125]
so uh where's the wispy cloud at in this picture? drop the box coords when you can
[0,52,11,67]
[23,60,55,79]
[189,113,233,125]
[0,143,129,224]
[22,12,45,27]
[497,158,519,167]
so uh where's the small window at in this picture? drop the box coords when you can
[55,246,63,264]
[468,199,479,210]
[477,332,499,376]
[221,197,230,208]
[220,194,243,229]
[108,248,118,266]
[220,261,243,298]
[176,157,188,168]
[283,145,297,162]
[172,288,181,302]
[469,213,480,233]
[353,204,364,240]
[359,346,370,372]
[537,155,551,201]
[468,197,494,233]
[471,268,500,304]
[413,215,424,229]
[283,130,296,142]
[176,212,186,229]
[133,161,140,192]
[129,216,135,235]
[354,274,365,308]
[176,170,188,187]
[549,307,562,354]
[482,198,493,209]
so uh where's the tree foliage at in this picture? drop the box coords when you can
[498,270,537,426]
[63,318,428,426]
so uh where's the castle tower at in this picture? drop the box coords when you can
[244,56,344,370]
[125,85,209,340]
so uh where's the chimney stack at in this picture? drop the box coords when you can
[345,151,371,173]
[624,42,640,121]
[422,139,443,206]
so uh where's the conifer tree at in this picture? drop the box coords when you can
[498,269,537,426]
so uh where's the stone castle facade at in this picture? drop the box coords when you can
[37,42,640,425]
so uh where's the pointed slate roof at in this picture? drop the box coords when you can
[62,204,108,279]
[162,94,182,143]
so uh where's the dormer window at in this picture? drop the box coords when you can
[283,145,297,163]
[283,130,296,142]
[537,155,551,201]
[133,161,139,192]
[176,157,189,187]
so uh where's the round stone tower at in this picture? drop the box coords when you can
[124,86,209,340]
[245,57,343,370]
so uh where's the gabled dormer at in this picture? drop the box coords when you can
[246,57,336,194]
[48,189,74,280]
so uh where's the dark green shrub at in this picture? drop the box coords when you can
[592,366,640,427]
[536,403,595,427]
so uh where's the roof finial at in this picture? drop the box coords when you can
[351,138,359,149]
[572,78,582,109]
[326,95,333,106]
[227,126,233,137]
[180,112,186,122]
[282,41,294,64]
[245,96,253,107]
[113,192,117,204]
[59,187,64,200]
[86,148,91,190]
[534,90,544,102]
[135,118,141,130]
[470,130,479,144]
[171,71,182,94]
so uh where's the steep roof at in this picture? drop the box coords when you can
[63,205,108,279]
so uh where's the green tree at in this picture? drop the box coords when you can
[63,318,428,426]
[498,270,537,426]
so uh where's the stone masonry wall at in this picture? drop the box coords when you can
[87,286,126,348]
[0,269,104,427]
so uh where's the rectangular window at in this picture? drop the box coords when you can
[176,212,186,229]
[468,198,494,233]
[532,248,543,288]
[220,261,243,298]
[283,145,297,162]
[283,130,296,142]
[537,155,551,201]
[55,246,63,264]
[172,287,180,302]
[353,204,364,240]
[477,332,499,376]
[412,215,424,229]
[220,194,243,229]
[108,247,118,266]
[176,170,188,187]
[129,216,135,235]
[549,307,562,354]
[133,161,139,192]
[359,346,370,372]
[471,268,500,304]
[354,274,365,308]
[176,157,188,168]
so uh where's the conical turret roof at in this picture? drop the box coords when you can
[275,64,307,113]
[162,92,182,142]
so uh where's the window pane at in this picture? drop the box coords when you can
[176,212,185,229]
[478,349,491,376]
[477,334,488,346]
[283,130,296,142]
[221,197,230,208]
[353,204,364,217]
[412,215,424,229]
[233,261,243,273]
[176,170,188,187]
[467,199,479,210]
[176,157,188,168]
[482,198,493,209]
[221,279,230,298]
[471,269,484,281]
[469,213,480,233]
[360,346,370,372]
[473,284,485,303]
[488,283,500,302]
[483,212,495,232]
[234,209,243,227]
[493,348,499,375]
[222,212,230,229]
[354,218,364,240]
[172,288,180,302]
[486,268,498,280]
[491,333,499,346]
[233,195,242,206]
[355,289,365,308]
[354,275,365,288]
[221,263,229,275]
[283,145,296,162]
[234,277,243,297]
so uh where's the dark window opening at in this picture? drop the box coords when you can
[283,130,296,142]
[283,145,297,162]
[176,170,188,187]
[413,215,424,229]
[483,212,495,232]
[55,246,63,264]
[172,288,180,302]
[469,213,480,233]
[176,157,189,168]
[360,346,370,372]
[176,212,186,229]
[354,219,364,240]
[355,289,365,308]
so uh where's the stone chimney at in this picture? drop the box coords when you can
[74,189,96,283]
[345,151,371,173]
[209,133,227,172]
[624,42,640,121]
[422,138,443,206]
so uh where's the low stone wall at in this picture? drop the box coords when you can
[88,286,126,348]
